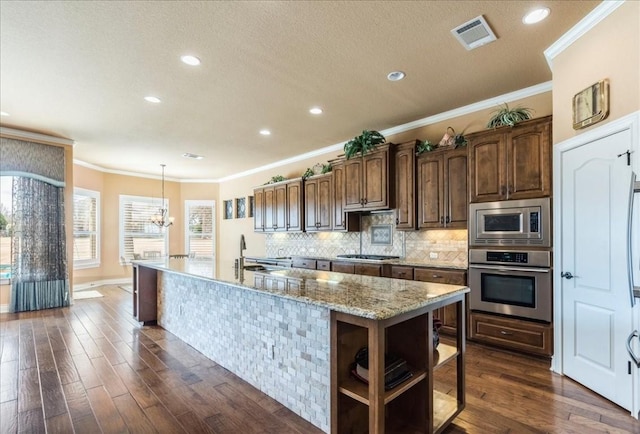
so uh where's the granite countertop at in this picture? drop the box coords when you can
[135,258,469,320]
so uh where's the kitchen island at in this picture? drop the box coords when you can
[132,258,468,433]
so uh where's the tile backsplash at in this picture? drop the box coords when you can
[266,212,468,268]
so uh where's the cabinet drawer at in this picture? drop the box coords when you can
[414,268,466,285]
[332,262,355,274]
[292,258,317,269]
[470,312,552,356]
[391,266,414,280]
[354,263,382,277]
[317,260,331,271]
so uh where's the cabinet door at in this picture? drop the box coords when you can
[343,158,364,210]
[362,150,389,209]
[286,180,303,232]
[316,175,332,231]
[304,179,319,232]
[395,141,416,230]
[263,186,275,231]
[332,163,348,230]
[417,154,444,228]
[253,188,265,232]
[507,118,552,200]
[468,130,507,203]
[444,148,468,228]
[273,183,287,231]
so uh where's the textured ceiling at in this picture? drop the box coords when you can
[0,1,599,180]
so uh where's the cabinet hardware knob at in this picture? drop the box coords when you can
[508,185,513,195]
[440,216,444,224]
[500,186,507,196]
[500,330,513,336]
[395,218,399,224]
[445,216,450,224]
[364,198,368,204]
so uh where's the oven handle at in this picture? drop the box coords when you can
[469,264,550,273]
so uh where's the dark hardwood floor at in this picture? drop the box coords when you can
[1,285,638,433]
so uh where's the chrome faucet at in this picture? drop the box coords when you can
[240,234,247,258]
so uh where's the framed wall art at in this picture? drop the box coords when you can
[573,79,609,130]
[371,224,393,245]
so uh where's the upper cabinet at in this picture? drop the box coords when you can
[342,143,395,212]
[468,116,552,203]
[330,162,360,232]
[417,147,468,229]
[253,178,303,232]
[304,173,332,232]
[395,140,418,230]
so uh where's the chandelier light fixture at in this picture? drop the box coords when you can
[151,164,174,228]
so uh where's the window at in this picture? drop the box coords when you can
[120,195,168,262]
[73,188,100,268]
[185,200,215,259]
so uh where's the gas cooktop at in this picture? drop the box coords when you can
[336,254,400,261]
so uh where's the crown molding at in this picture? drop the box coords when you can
[73,159,182,182]
[544,0,625,69]
[0,126,74,146]
[218,81,552,183]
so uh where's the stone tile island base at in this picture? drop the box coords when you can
[157,271,331,432]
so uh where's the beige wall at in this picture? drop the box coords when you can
[552,1,640,143]
[73,165,219,285]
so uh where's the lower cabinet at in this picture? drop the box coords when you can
[331,294,466,433]
[133,264,158,325]
[413,267,467,335]
[469,312,553,356]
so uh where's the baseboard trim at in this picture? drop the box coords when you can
[74,278,130,292]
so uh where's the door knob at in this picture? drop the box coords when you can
[561,271,575,280]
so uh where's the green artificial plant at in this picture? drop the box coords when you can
[343,130,386,159]
[487,103,534,128]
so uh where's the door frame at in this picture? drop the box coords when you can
[552,111,640,417]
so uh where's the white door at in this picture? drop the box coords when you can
[560,127,635,411]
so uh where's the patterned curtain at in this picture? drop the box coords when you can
[10,176,70,312]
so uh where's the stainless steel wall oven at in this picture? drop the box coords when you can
[468,249,552,323]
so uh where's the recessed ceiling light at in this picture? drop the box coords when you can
[144,96,161,103]
[0,111,9,116]
[183,153,204,160]
[309,107,323,115]
[387,71,406,81]
[523,7,550,25]
[181,55,201,66]
[259,129,271,136]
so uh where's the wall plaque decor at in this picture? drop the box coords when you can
[573,79,609,130]
[236,197,246,218]
[248,196,254,217]
[371,224,393,245]
[223,200,233,219]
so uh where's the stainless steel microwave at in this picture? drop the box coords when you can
[469,198,551,247]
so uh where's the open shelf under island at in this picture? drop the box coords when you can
[132,258,469,433]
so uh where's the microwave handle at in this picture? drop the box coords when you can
[468,264,550,273]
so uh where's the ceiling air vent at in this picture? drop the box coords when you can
[451,15,497,50]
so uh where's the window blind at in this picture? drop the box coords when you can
[120,195,168,262]
[73,188,100,267]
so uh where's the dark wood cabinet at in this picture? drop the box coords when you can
[253,178,303,232]
[304,173,332,232]
[328,161,360,232]
[133,264,157,325]
[390,265,414,280]
[331,261,355,274]
[342,144,394,211]
[417,147,467,229]
[414,267,467,334]
[470,312,553,356]
[468,116,552,203]
[395,140,418,230]
[354,263,383,277]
